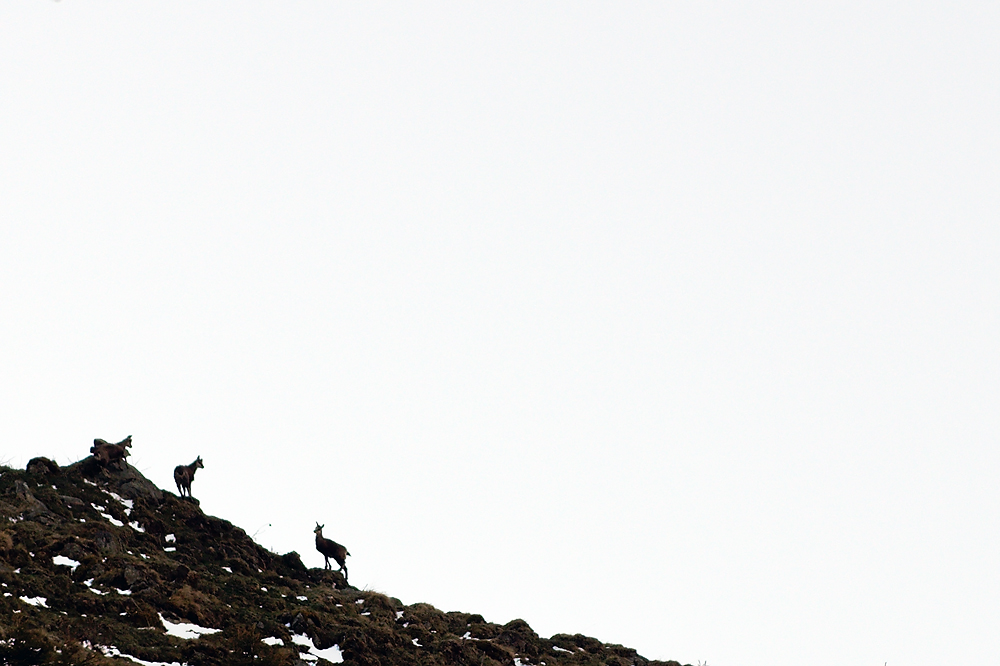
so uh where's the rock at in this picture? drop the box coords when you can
[12,479,50,518]
[93,529,121,554]
[498,618,541,657]
[26,457,60,475]
[281,551,307,571]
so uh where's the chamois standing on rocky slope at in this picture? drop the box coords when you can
[173,456,204,499]
[91,436,132,467]
[314,523,350,581]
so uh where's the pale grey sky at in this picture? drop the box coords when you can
[2,3,998,665]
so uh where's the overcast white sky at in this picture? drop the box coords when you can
[2,3,998,665]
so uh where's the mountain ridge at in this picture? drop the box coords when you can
[0,454,686,666]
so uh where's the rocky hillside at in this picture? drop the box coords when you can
[0,455,686,666]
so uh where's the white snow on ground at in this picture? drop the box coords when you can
[19,596,47,607]
[297,595,307,601]
[290,633,344,663]
[104,490,134,514]
[86,642,183,666]
[83,579,107,595]
[222,567,232,573]
[312,644,344,663]
[552,646,572,653]
[165,534,176,542]
[129,521,146,532]
[396,611,404,619]
[262,637,283,646]
[91,504,125,527]
[164,547,177,552]
[158,614,221,639]
[53,555,81,571]
[412,638,422,647]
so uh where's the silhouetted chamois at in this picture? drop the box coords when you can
[91,436,132,467]
[173,456,204,499]
[314,523,350,581]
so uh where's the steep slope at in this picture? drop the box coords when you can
[0,456,685,666]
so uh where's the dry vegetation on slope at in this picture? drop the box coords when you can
[0,454,686,666]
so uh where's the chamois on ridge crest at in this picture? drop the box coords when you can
[314,523,350,581]
[91,436,132,467]
[173,456,204,499]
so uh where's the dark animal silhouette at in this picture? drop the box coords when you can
[91,436,132,467]
[173,456,204,499]
[314,523,350,581]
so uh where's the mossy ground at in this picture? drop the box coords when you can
[0,458,685,666]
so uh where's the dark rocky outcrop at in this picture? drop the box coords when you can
[0,456,685,666]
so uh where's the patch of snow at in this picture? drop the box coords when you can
[87,643,183,666]
[396,611,404,619]
[262,637,283,646]
[20,596,47,607]
[129,521,146,532]
[313,644,344,663]
[84,479,98,486]
[222,567,232,573]
[84,579,107,595]
[291,633,343,663]
[99,511,124,527]
[116,588,132,596]
[165,534,176,543]
[297,595,307,601]
[164,547,176,553]
[412,638,422,647]
[104,491,133,515]
[260,586,268,592]
[159,613,222,639]
[361,612,370,616]
[552,646,572,653]
[355,599,364,604]
[53,555,81,571]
